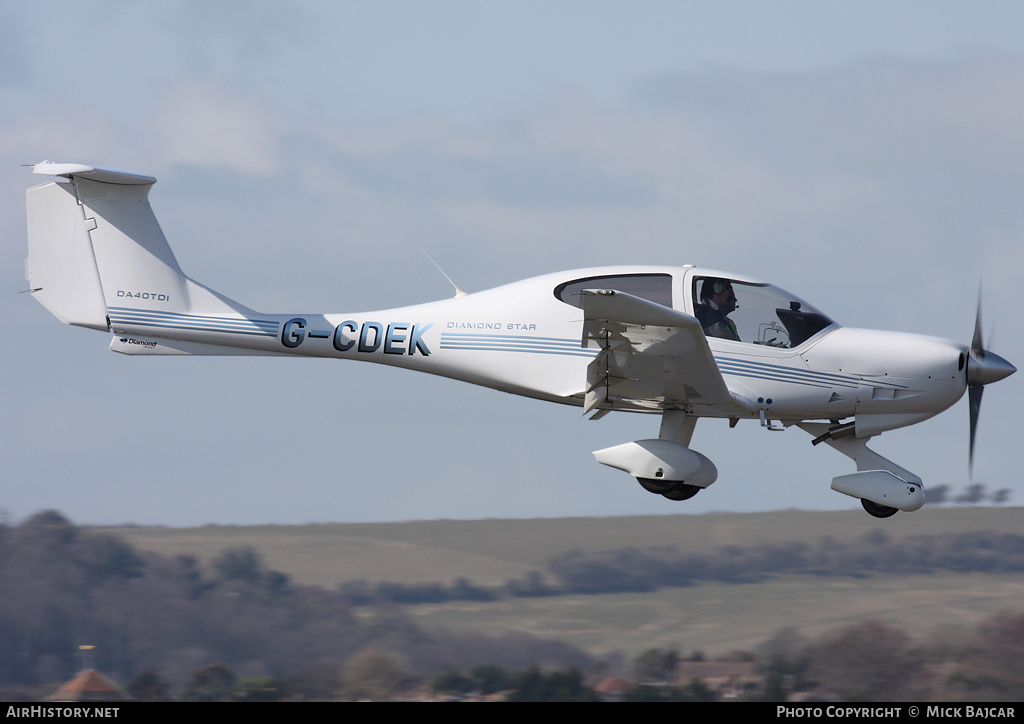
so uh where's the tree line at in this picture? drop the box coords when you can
[0,511,588,695]
[335,528,1024,602]
[536,528,1024,595]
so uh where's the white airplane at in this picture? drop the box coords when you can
[25,162,1015,518]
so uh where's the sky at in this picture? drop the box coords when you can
[2,1,1022,526]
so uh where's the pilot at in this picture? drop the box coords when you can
[696,278,740,341]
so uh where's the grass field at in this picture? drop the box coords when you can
[105,507,1024,658]
[403,572,1024,657]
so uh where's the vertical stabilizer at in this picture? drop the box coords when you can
[74,172,189,314]
[26,162,248,336]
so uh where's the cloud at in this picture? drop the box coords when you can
[0,114,115,162]
[0,7,29,88]
[629,53,1024,177]
[157,82,280,174]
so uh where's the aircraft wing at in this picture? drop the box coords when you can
[580,289,734,414]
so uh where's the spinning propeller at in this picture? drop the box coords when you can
[966,299,1016,473]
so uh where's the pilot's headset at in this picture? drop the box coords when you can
[700,278,738,310]
[700,278,729,300]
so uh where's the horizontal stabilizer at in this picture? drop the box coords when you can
[32,162,156,186]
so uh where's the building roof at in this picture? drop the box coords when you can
[45,669,132,702]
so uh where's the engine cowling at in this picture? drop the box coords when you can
[593,439,718,488]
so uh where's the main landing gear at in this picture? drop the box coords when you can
[636,477,702,501]
[861,498,899,519]
[593,411,717,503]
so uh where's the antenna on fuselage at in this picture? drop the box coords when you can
[415,241,467,298]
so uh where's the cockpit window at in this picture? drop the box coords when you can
[693,277,834,347]
[554,273,672,309]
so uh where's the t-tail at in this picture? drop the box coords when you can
[25,162,281,356]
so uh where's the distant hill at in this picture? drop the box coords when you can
[104,507,1024,657]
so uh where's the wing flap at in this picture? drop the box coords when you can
[581,289,733,411]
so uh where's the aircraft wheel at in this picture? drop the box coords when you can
[861,498,898,519]
[661,484,701,501]
[636,477,674,495]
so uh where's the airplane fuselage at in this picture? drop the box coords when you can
[108,264,969,434]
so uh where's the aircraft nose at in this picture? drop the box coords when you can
[967,350,1016,386]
